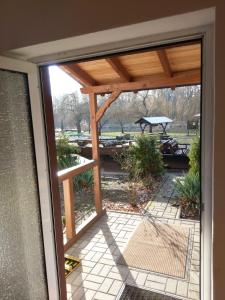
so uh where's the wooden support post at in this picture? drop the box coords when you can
[161,123,167,135]
[89,93,102,214]
[63,178,75,239]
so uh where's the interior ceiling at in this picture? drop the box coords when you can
[60,41,201,94]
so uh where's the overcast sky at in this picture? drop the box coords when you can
[48,66,81,99]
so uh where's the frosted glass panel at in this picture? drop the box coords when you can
[0,69,48,299]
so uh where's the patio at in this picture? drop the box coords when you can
[66,173,200,300]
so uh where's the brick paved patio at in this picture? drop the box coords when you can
[66,173,200,300]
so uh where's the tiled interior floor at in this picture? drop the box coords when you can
[66,211,200,300]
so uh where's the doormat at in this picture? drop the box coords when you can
[118,284,180,300]
[117,221,190,278]
[64,254,80,278]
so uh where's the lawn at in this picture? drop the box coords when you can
[62,130,197,144]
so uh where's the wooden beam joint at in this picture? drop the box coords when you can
[96,90,121,122]
[106,57,131,82]
[61,64,97,86]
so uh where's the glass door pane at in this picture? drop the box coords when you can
[0,69,47,299]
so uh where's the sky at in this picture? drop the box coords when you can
[48,66,81,99]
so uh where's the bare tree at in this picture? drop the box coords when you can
[61,92,85,133]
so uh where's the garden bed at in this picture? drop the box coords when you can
[179,200,200,220]
[102,174,162,213]
[60,173,163,225]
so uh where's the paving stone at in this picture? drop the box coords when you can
[99,265,112,277]
[71,286,86,300]
[100,258,116,266]
[66,269,82,285]
[95,242,109,249]
[108,271,123,281]
[94,291,116,300]
[81,265,92,274]
[108,280,123,295]
[80,248,90,255]
[66,283,78,295]
[189,283,199,292]
[136,272,148,286]
[86,274,105,284]
[177,281,188,297]
[85,251,97,261]
[71,272,88,287]
[92,252,103,262]
[118,230,127,238]
[147,274,167,284]
[188,289,200,300]
[92,246,107,253]
[145,280,166,291]
[85,289,96,300]
[91,263,104,275]
[165,278,177,294]
[112,265,129,278]
[99,278,114,293]
[85,242,97,250]
[82,260,96,268]
[126,269,138,283]
[83,280,101,290]
[189,271,200,284]
[103,253,114,260]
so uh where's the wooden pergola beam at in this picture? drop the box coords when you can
[61,64,97,86]
[96,90,121,122]
[157,49,173,78]
[81,69,200,94]
[106,57,131,82]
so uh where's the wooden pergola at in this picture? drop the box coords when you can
[135,116,173,134]
[59,41,201,247]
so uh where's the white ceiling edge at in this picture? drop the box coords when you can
[3,7,215,64]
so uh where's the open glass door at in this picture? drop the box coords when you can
[0,56,64,299]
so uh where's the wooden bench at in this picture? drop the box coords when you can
[160,139,189,155]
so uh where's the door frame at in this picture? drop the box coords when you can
[2,8,215,300]
[0,56,61,300]
[42,26,214,300]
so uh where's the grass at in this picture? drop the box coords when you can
[60,130,198,144]
[96,131,196,144]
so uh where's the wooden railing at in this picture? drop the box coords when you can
[58,158,105,250]
[58,92,112,250]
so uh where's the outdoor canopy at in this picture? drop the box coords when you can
[135,116,173,134]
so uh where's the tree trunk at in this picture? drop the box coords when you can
[98,123,102,136]
[76,120,81,134]
[60,119,64,131]
[119,122,125,134]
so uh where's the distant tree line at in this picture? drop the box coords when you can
[53,85,200,134]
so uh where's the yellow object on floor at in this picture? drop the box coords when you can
[64,254,80,278]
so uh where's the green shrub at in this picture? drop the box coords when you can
[116,135,164,179]
[56,134,93,191]
[74,169,93,191]
[175,173,200,202]
[56,134,79,170]
[175,173,200,213]
[174,136,201,218]
[189,136,200,175]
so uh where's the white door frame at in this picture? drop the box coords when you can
[2,7,215,300]
[0,56,60,300]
